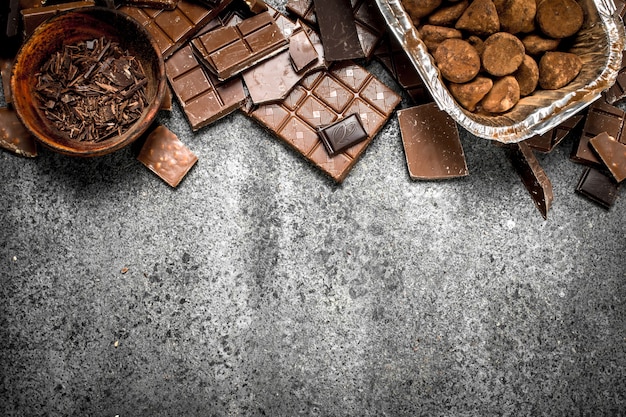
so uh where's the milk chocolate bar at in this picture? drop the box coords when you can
[576,166,620,209]
[0,107,38,157]
[589,132,626,182]
[289,27,318,73]
[318,113,368,156]
[166,44,246,131]
[248,62,401,182]
[507,141,553,219]
[571,98,626,167]
[137,125,197,187]
[398,103,467,180]
[119,0,233,58]
[191,11,288,80]
[525,113,584,153]
[21,0,95,38]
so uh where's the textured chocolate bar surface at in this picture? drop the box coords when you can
[249,62,401,182]
[166,44,246,131]
[289,28,318,73]
[119,0,233,58]
[191,11,288,80]
[576,166,620,209]
[398,103,467,180]
[137,125,197,187]
[589,132,626,182]
[318,113,368,156]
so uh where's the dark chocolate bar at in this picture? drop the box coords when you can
[165,44,246,131]
[21,0,95,38]
[119,0,233,58]
[576,166,620,209]
[507,141,553,219]
[191,11,288,80]
[0,107,38,157]
[312,0,364,61]
[589,132,626,182]
[398,103,468,180]
[525,113,584,153]
[248,61,401,182]
[571,98,626,167]
[137,125,197,187]
[318,113,368,156]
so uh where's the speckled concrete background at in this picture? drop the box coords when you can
[1,1,625,416]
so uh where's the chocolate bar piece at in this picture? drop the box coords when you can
[525,113,584,153]
[1,0,19,38]
[286,0,316,25]
[248,62,401,182]
[137,125,197,187]
[166,44,246,131]
[318,113,368,156]
[589,132,626,182]
[119,0,233,59]
[289,27,318,73]
[1,57,13,105]
[507,141,553,219]
[0,107,38,157]
[398,103,468,180]
[313,0,364,61]
[576,166,620,209]
[374,35,430,104]
[122,0,179,9]
[21,0,95,38]
[571,98,626,167]
[605,51,626,104]
[191,11,288,80]
[159,85,173,111]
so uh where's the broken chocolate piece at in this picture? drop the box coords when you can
[191,11,288,80]
[525,113,583,153]
[21,0,95,38]
[289,26,318,73]
[605,51,626,104]
[398,102,468,180]
[137,125,197,187]
[507,141,553,219]
[2,0,19,38]
[248,62,401,182]
[318,113,368,156]
[576,166,620,209]
[165,44,246,131]
[589,132,626,182]
[0,107,38,157]
[312,0,364,61]
[123,0,179,9]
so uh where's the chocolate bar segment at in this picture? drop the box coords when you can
[289,27,318,73]
[119,0,233,58]
[166,44,246,131]
[398,103,468,180]
[507,141,553,219]
[191,11,288,80]
[605,51,626,104]
[525,113,584,153]
[21,0,95,38]
[137,125,197,187]
[318,113,368,156]
[248,62,401,182]
[1,0,19,38]
[123,0,179,9]
[0,107,38,157]
[576,166,620,209]
[589,132,626,182]
[313,0,364,61]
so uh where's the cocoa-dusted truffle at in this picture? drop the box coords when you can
[449,76,493,111]
[427,0,469,26]
[455,0,500,37]
[480,75,520,113]
[404,0,444,22]
[521,34,560,55]
[538,51,582,89]
[494,0,536,34]
[536,0,584,39]
[514,54,539,96]
[481,32,525,77]
[433,38,481,83]
[420,24,463,52]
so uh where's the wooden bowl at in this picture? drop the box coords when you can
[11,7,166,157]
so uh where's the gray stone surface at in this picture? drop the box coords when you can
[1,2,625,415]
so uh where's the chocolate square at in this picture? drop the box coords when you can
[318,113,367,156]
[576,166,620,209]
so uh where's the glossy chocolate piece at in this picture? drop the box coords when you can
[589,132,626,182]
[118,0,233,59]
[576,166,620,209]
[571,98,626,167]
[289,27,318,72]
[286,0,316,26]
[525,113,584,153]
[507,141,553,219]
[318,113,367,156]
[249,62,401,182]
[312,0,364,61]
[0,107,38,157]
[137,125,197,187]
[398,103,468,180]
[21,0,95,38]
[191,11,288,80]
[604,51,626,104]
[166,44,246,131]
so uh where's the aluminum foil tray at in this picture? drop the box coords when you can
[375,0,626,142]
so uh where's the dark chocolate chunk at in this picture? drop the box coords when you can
[0,107,38,157]
[576,166,620,209]
[165,44,246,131]
[525,113,584,153]
[507,141,553,219]
[318,113,368,156]
[312,0,364,61]
[191,11,288,80]
[589,132,626,183]
[398,102,468,180]
[137,125,197,187]
[248,62,401,182]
